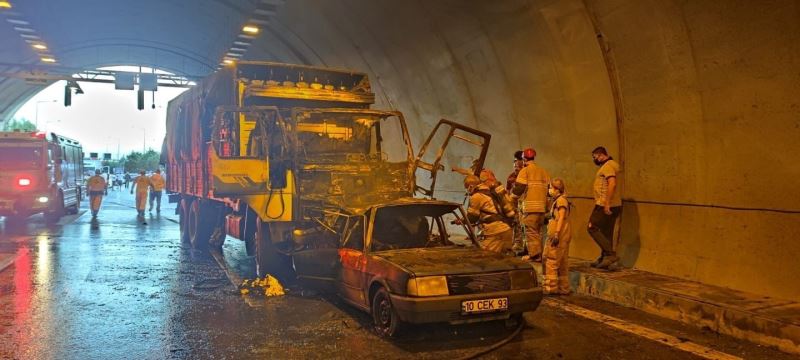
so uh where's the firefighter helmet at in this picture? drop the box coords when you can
[523,147,536,160]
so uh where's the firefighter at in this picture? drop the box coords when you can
[543,178,572,295]
[130,170,151,218]
[87,169,107,218]
[464,175,513,254]
[511,148,551,262]
[507,150,525,255]
[148,169,165,213]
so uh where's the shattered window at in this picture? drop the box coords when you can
[370,204,475,251]
[296,112,409,162]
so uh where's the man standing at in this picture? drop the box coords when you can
[464,175,513,254]
[588,146,623,269]
[512,148,550,261]
[87,169,107,218]
[124,173,131,189]
[130,170,151,218]
[148,169,165,213]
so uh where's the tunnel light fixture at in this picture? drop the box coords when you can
[223,58,235,65]
[0,1,11,9]
[6,18,28,25]
[32,43,47,50]
[242,25,259,34]
[41,56,56,63]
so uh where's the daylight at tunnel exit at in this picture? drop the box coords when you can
[0,0,798,359]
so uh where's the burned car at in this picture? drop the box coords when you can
[293,198,543,337]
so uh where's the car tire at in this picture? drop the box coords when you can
[372,287,404,338]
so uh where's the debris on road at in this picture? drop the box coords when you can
[239,275,285,297]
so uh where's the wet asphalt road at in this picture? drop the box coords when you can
[0,190,795,359]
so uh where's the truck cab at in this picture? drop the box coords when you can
[0,131,83,222]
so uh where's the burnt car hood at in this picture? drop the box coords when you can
[372,247,532,277]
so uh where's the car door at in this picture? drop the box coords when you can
[414,119,492,199]
[292,215,367,302]
[338,216,368,307]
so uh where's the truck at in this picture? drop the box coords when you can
[163,61,497,277]
[0,131,83,222]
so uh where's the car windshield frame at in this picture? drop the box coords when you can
[366,203,478,253]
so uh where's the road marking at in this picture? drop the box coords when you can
[544,298,742,360]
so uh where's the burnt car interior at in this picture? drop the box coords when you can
[370,204,475,251]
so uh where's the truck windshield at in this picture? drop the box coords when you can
[296,112,409,162]
[0,145,44,169]
[371,204,475,252]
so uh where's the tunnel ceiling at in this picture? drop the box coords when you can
[0,0,283,120]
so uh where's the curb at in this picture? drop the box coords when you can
[535,260,800,355]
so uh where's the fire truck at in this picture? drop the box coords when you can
[0,131,84,222]
[164,62,490,278]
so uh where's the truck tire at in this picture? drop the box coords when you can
[66,191,80,215]
[254,218,295,282]
[45,192,64,223]
[188,199,213,251]
[208,206,226,251]
[178,198,193,244]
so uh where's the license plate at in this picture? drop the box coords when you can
[461,297,508,314]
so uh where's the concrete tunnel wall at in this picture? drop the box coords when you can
[245,0,800,301]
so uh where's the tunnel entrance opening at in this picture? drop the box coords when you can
[10,65,190,170]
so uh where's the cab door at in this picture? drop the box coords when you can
[208,106,288,196]
[414,119,491,199]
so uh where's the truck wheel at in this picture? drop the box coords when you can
[178,198,193,244]
[67,193,80,215]
[254,219,294,282]
[208,216,226,251]
[372,287,404,338]
[45,192,64,223]
[188,200,213,251]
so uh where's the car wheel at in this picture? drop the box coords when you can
[372,287,403,338]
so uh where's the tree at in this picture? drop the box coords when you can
[2,117,37,132]
[122,149,160,172]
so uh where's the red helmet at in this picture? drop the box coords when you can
[523,148,536,160]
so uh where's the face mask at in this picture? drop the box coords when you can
[548,188,558,197]
[593,158,605,166]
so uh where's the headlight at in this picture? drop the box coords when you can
[407,276,449,297]
[510,270,536,290]
[37,196,49,203]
